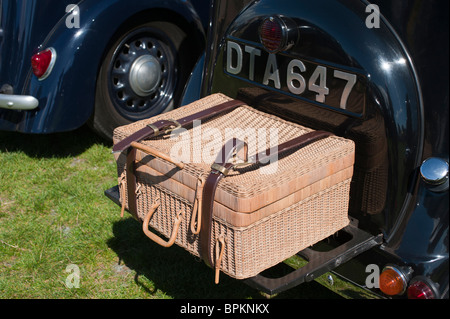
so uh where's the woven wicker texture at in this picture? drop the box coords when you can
[115,93,354,211]
[113,93,355,279]
[237,87,388,215]
[132,174,351,279]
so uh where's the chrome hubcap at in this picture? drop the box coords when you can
[107,27,176,120]
[129,55,161,97]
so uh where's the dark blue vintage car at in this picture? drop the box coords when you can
[0,0,208,139]
[178,0,448,299]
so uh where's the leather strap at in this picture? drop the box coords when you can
[252,130,333,164]
[122,99,245,220]
[200,138,247,267]
[113,99,246,153]
[199,130,333,267]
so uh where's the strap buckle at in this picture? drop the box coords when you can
[210,138,250,176]
[163,119,182,135]
[147,119,181,137]
[211,163,231,176]
[146,124,160,137]
[211,161,252,176]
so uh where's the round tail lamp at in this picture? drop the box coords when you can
[259,16,299,53]
[407,277,438,299]
[379,265,410,296]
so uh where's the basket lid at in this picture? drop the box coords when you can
[114,93,355,213]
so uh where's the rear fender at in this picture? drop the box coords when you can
[22,0,205,133]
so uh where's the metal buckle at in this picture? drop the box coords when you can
[164,119,182,135]
[211,161,252,176]
[147,119,181,137]
[211,163,230,176]
[147,124,160,137]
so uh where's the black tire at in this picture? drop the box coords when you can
[90,20,192,140]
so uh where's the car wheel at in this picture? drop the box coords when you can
[91,20,190,140]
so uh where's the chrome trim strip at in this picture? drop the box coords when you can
[38,47,57,81]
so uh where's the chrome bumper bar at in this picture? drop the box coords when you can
[0,93,39,110]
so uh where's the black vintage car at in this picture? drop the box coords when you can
[181,0,448,299]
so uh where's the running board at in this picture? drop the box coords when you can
[105,185,383,295]
[105,185,121,207]
[244,224,383,295]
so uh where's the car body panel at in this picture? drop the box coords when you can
[0,0,208,133]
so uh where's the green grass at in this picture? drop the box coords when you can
[0,125,367,299]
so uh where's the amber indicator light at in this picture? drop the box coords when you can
[379,267,407,296]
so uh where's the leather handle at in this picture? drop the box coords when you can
[190,176,206,235]
[142,199,184,248]
[126,147,139,220]
[130,141,185,169]
[125,143,184,248]
[126,139,186,220]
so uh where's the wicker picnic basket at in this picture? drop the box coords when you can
[112,93,355,282]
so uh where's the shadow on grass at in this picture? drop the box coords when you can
[0,125,111,158]
[107,217,345,299]
[0,125,345,299]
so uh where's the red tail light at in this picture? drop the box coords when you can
[260,17,283,52]
[259,16,298,54]
[407,278,437,299]
[31,47,56,80]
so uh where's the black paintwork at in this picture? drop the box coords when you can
[197,0,448,298]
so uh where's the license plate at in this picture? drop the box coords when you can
[224,39,366,117]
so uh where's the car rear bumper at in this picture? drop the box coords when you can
[0,93,39,110]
